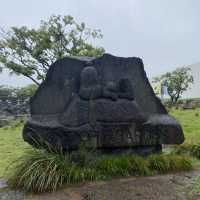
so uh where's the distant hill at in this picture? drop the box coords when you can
[182,63,200,98]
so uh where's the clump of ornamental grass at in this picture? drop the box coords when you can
[172,143,200,159]
[95,154,151,177]
[148,154,192,173]
[6,148,193,193]
[7,149,100,193]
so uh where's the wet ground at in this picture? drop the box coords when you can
[1,170,200,200]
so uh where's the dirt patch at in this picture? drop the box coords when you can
[1,170,200,200]
[27,170,200,200]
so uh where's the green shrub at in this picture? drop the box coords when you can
[173,144,200,159]
[148,154,192,173]
[2,119,25,130]
[7,149,69,192]
[165,155,192,171]
[148,154,171,173]
[125,155,151,176]
[191,145,200,158]
[7,149,193,193]
[7,149,100,193]
[95,155,150,177]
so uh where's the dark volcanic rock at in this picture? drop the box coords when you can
[23,54,184,153]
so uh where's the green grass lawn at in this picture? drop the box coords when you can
[170,108,200,144]
[0,122,31,177]
[0,108,199,177]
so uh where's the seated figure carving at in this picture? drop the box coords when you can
[60,66,101,127]
[79,66,101,100]
[118,78,135,100]
[102,78,134,101]
[61,66,144,127]
[103,81,118,101]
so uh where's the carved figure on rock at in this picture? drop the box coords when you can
[23,54,184,154]
[118,78,135,100]
[79,66,102,100]
[103,81,118,100]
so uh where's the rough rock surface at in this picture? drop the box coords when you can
[23,54,184,153]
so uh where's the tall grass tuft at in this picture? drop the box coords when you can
[7,149,99,193]
[7,148,193,193]
[148,154,192,173]
[7,149,69,192]
[172,144,200,159]
[95,155,151,177]
[148,154,171,173]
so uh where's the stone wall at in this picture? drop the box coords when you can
[0,96,29,127]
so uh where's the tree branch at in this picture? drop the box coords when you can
[23,74,40,85]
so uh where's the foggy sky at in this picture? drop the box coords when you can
[0,0,200,86]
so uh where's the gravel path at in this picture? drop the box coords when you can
[1,170,200,200]
[0,178,24,200]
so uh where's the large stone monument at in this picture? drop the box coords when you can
[23,54,184,154]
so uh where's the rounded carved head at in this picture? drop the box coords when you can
[80,66,99,87]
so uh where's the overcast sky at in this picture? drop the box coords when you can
[0,0,200,86]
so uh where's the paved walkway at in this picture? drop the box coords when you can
[1,170,200,200]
